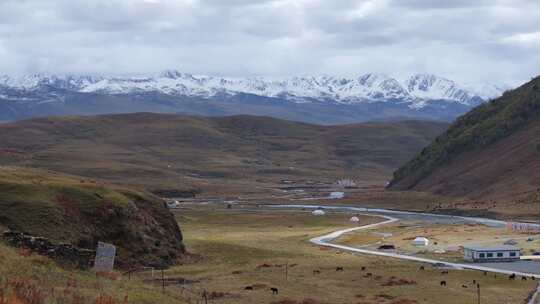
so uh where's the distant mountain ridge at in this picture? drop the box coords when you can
[0,71,509,123]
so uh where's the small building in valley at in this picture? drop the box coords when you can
[412,237,429,246]
[463,245,521,262]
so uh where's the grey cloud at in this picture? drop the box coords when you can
[0,0,538,85]
[392,0,492,9]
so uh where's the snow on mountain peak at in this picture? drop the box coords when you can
[0,71,508,109]
[0,73,53,89]
[463,83,511,100]
[405,74,480,105]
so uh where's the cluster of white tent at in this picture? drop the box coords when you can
[309,210,433,248]
[311,209,361,223]
[309,208,432,249]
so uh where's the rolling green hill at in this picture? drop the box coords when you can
[0,113,448,194]
[389,75,540,200]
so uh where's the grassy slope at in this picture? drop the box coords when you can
[0,113,447,194]
[389,75,540,199]
[0,167,184,268]
[0,243,185,304]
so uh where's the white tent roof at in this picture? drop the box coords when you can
[412,237,429,245]
[350,216,360,222]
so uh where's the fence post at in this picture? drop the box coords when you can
[477,283,480,304]
[161,269,165,293]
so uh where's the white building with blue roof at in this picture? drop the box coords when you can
[463,245,521,262]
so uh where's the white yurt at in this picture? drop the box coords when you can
[349,216,360,223]
[312,209,326,216]
[412,237,429,246]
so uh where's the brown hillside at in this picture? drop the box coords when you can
[0,113,447,194]
[389,75,540,201]
[402,118,540,200]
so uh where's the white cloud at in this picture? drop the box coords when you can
[0,0,538,85]
[345,0,389,20]
[502,31,540,45]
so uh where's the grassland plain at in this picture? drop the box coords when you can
[166,206,536,304]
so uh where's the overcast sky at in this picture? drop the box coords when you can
[0,0,539,85]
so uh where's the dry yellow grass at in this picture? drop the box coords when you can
[165,206,537,304]
[2,205,537,303]
[0,243,187,304]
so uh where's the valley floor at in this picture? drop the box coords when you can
[4,176,540,304]
[164,204,537,304]
[2,200,539,303]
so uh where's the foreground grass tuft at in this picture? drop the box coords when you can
[0,243,185,304]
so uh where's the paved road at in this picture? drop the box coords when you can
[269,204,540,278]
[528,283,540,304]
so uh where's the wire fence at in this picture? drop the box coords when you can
[123,267,215,304]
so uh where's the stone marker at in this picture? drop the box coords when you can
[94,241,116,272]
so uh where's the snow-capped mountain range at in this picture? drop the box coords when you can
[0,71,510,124]
[0,71,507,107]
